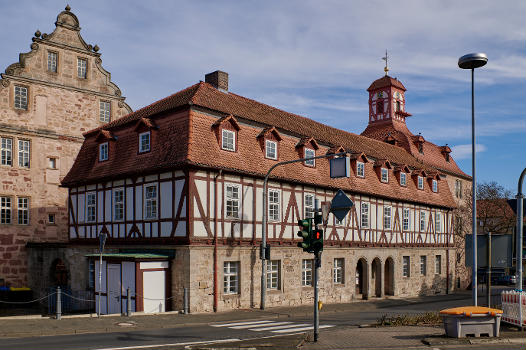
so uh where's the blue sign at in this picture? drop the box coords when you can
[330,189,354,222]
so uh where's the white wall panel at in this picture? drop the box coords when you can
[126,187,134,219]
[160,222,172,237]
[145,175,157,182]
[152,223,158,237]
[174,179,185,216]
[135,185,143,221]
[119,224,125,238]
[195,179,207,219]
[105,190,111,221]
[78,225,85,238]
[97,191,104,223]
[160,172,171,179]
[145,223,151,237]
[78,193,85,223]
[255,187,262,222]
[71,194,77,218]
[243,185,253,222]
[175,221,186,236]
[69,227,76,238]
[160,181,172,219]
[194,221,208,237]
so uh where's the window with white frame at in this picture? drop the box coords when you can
[47,51,58,72]
[266,260,280,290]
[420,211,426,232]
[77,58,87,78]
[403,256,410,277]
[99,142,108,161]
[86,193,96,222]
[435,255,442,274]
[99,101,111,123]
[435,212,442,233]
[14,85,28,110]
[48,157,57,169]
[383,206,392,229]
[144,184,158,219]
[420,256,427,275]
[304,148,315,166]
[1,196,12,224]
[357,161,365,177]
[304,193,315,218]
[403,208,410,231]
[400,172,407,186]
[221,129,235,151]
[432,179,438,193]
[1,137,12,166]
[381,168,388,183]
[113,188,124,221]
[139,131,150,153]
[265,140,277,160]
[361,202,369,228]
[18,140,30,168]
[302,259,313,286]
[268,189,280,221]
[418,176,424,190]
[223,261,239,294]
[225,184,240,219]
[333,258,344,284]
[17,197,29,225]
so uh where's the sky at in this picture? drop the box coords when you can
[1,0,525,192]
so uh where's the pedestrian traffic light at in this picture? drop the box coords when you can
[312,228,323,253]
[297,219,312,252]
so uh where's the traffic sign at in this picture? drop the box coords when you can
[330,189,354,222]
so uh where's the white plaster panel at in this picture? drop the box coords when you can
[243,185,253,222]
[370,203,377,230]
[175,221,186,237]
[244,224,253,239]
[174,179,185,215]
[105,190,111,222]
[70,195,77,218]
[112,224,119,238]
[194,221,208,237]
[78,226,85,238]
[255,187,262,222]
[119,224,125,238]
[78,193,85,223]
[145,223,151,238]
[160,172,172,179]
[126,178,134,185]
[140,261,169,269]
[69,226,76,239]
[160,222,172,237]
[113,180,124,186]
[255,224,262,238]
[145,175,157,182]
[152,223,158,237]
[209,183,216,220]
[106,225,112,237]
[97,191,104,223]
[135,185,143,220]
[126,187,134,219]
[195,170,207,177]
[160,181,172,219]
[283,191,291,223]
[195,179,208,219]
[126,224,132,236]
[87,184,96,191]
[174,170,184,177]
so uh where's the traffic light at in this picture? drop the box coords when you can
[297,219,312,252]
[312,228,323,253]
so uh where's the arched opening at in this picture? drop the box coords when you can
[372,258,382,297]
[355,258,368,299]
[50,258,69,287]
[384,257,395,296]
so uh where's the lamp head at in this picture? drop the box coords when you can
[458,53,488,69]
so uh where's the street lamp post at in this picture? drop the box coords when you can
[458,53,488,306]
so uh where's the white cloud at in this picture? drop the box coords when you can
[451,144,487,160]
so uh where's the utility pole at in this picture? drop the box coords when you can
[313,199,321,342]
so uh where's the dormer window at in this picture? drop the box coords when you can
[304,148,315,167]
[432,179,438,193]
[381,168,388,183]
[222,129,235,151]
[265,140,277,160]
[139,131,151,153]
[99,142,108,161]
[357,161,365,177]
[400,172,407,186]
[418,176,424,190]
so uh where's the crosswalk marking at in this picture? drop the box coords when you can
[210,319,335,334]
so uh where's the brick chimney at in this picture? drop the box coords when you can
[205,70,228,92]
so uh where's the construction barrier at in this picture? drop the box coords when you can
[501,290,526,327]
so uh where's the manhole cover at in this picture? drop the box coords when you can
[116,321,137,327]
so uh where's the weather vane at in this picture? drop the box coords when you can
[382,50,389,76]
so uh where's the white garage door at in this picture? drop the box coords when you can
[143,270,165,313]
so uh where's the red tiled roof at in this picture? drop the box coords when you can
[367,75,406,92]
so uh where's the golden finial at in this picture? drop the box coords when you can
[382,50,389,76]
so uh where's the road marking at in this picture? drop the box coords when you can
[229,321,283,329]
[211,320,275,327]
[252,323,309,331]
[211,319,335,334]
[92,338,241,350]
[272,325,334,333]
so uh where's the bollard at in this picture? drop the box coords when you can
[127,288,132,317]
[183,287,189,314]
[56,286,62,320]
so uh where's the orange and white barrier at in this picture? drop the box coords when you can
[501,290,526,327]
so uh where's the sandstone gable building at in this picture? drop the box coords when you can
[0,6,131,290]
[62,69,471,314]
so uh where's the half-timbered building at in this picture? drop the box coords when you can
[62,70,470,313]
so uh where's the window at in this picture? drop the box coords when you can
[455,180,463,199]
[417,176,424,190]
[266,260,280,290]
[395,100,401,112]
[86,193,96,222]
[435,255,442,275]
[48,157,57,169]
[268,189,280,221]
[14,85,28,110]
[265,140,277,160]
[403,208,410,231]
[381,168,388,183]
[113,189,124,221]
[435,213,442,233]
[402,256,410,277]
[99,142,108,161]
[48,213,55,224]
[77,58,87,78]
[361,202,369,228]
[221,129,235,151]
[333,258,344,284]
[223,261,239,294]
[420,256,427,276]
[139,131,150,153]
[1,137,13,166]
[420,211,426,232]
[357,161,365,177]
[400,172,407,186]
[225,184,240,219]
[99,101,111,123]
[383,206,392,229]
[304,194,315,218]
[47,51,57,72]
[1,196,12,224]
[304,148,315,166]
[432,180,438,193]
[144,184,158,219]
[377,99,384,113]
[17,197,29,225]
[302,259,313,286]
[18,140,30,168]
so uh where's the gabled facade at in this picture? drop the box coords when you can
[62,70,464,313]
